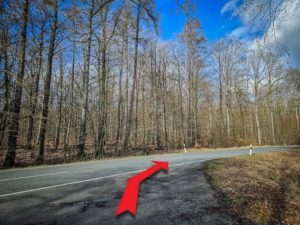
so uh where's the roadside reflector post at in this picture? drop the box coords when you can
[183,143,187,153]
[250,144,253,156]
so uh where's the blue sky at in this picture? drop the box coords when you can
[156,0,242,41]
[156,0,300,68]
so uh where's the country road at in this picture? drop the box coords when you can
[0,146,299,225]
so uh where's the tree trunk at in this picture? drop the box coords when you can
[114,34,125,156]
[63,23,76,162]
[296,97,300,134]
[154,50,161,149]
[177,62,185,148]
[0,32,10,147]
[3,0,29,168]
[218,60,224,146]
[96,24,107,159]
[123,3,141,151]
[25,25,44,151]
[155,85,161,149]
[134,71,140,149]
[142,70,146,151]
[248,108,254,142]
[162,70,168,150]
[77,0,94,157]
[209,106,212,136]
[193,67,200,144]
[36,0,58,164]
[225,71,230,145]
[255,102,262,146]
[270,108,275,145]
[54,50,64,150]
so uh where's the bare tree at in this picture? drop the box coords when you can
[3,0,29,167]
[54,49,64,150]
[1,0,299,167]
[209,38,246,146]
[77,0,95,158]
[25,12,47,151]
[36,0,59,163]
[123,0,158,151]
[285,68,300,135]
[114,5,132,156]
[248,48,268,146]
[77,0,115,158]
[0,5,12,146]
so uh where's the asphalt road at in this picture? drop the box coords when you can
[0,146,299,225]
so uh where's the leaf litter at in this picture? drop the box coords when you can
[205,150,300,224]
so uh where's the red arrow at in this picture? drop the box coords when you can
[115,160,168,216]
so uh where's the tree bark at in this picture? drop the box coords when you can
[123,2,141,151]
[54,50,64,150]
[162,66,168,150]
[255,97,262,146]
[3,0,29,168]
[134,70,140,149]
[25,23,45,151]
[63,21,76,162]
[96,21,107,158]
[225,72,231,144]
[114,36,124,156]
[0,31,10,147]
[36,0,58,163]
[77,0,94,157]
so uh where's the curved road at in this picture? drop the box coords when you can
[0,146,299,224]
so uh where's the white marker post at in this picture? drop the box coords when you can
[250,144,252,156]
[183,143,187,153]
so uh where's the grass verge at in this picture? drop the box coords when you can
[204,150,300,225]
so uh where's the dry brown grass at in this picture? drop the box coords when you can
[205,150,300,225]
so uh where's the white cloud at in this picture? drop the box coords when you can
[222,0,300,68]
[258,0,300,67]
[228,26,255,48]
[221,0,238,14]
[229,26,248,38]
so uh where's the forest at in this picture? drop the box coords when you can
[1,0,300,168]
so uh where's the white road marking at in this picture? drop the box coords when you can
[0,170,144,198]
[0,171,68,182]
[0,156,235,198]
